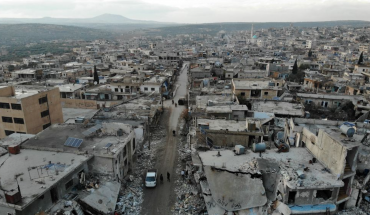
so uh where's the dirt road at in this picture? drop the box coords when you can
[141,63,189,215]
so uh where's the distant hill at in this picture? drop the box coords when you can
[0,14,173,25]
[147,20,370,36]
[0,14,179,33]
[0,24,114,46]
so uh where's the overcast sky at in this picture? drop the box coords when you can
[1,0,370,23]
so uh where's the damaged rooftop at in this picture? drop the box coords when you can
[199,148,344,189]
[22,123,133,157]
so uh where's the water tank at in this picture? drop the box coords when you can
[75,117,85,123]
[340,124,355,137]
[296,169,306,179]
[117,129,124,136]
[235,145,245,155]
[252,142,266,152]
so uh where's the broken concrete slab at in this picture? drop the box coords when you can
[80,181,121,214]
[204,166,267,211]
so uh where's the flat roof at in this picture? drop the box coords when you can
[296,93,364,102]
[233,79,281,90]
[80,181,121,214]
[12,85,57,99]
[13,69,36,74]
[197,119,247,132]
[0,149,91,208]
[23,123,133,157]
[196,95,234,109]
[251,101,304,116]
[62,108,99,122]
[0,133,35,147]
[199,148,343,189]
[57,84,85,92]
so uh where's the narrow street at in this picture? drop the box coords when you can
[141,63,189,215]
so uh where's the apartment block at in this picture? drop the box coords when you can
[0,85,63,138]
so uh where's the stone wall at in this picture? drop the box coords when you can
[61,98,97,109]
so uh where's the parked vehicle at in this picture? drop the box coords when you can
[145,169,158,187]
[178,97,186,105]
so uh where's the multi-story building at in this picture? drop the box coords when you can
[232,78,283,100]
[0,86,63,138]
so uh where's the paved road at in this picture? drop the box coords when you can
[142,63,189,215]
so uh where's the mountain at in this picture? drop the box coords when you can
[88,14,136,23]
[0,14,172,25]
[0,24,114,46]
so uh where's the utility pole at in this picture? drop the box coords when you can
[161,96,164,112]
[147,117,151,150]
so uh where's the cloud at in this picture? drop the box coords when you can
[0,0,369,22]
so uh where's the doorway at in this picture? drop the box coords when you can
[50,187,58,203]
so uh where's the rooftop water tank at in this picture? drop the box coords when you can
[235,145,245,155]
[252,142,266,153]
[340,124,355,138]
[117,129,124,136]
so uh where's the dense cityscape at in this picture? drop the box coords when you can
[0,3,370,215]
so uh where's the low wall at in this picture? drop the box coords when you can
[61,98,97,109]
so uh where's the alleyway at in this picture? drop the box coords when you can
[141,63,189,215]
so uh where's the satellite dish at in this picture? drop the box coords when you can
[94,81,97,85]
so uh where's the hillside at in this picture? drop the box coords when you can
[0,14,173,25]
[0,24,114,46]
[147,20,370,36]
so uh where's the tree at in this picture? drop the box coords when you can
[93,65,99,84]
[358,52,364,65]
[7,65,15,72]
[292,59,298,74]
[308,49,313,58]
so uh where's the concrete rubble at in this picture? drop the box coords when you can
[336,201,370,215]
[171,119,207,214]
[113,124,163,214]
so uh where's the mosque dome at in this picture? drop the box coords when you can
[252,35,258,39]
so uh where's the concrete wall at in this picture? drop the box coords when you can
[304,129,346,177]
[0,86,15,97]
[0,97,26,138]
[0,87,63,138]
[234,89,278,100]
[140,84,162,94]
[284,187,339,206]
[22,88,64,135]
[261,89,279,99]
[196,129,263,147]
[61,98,97,109]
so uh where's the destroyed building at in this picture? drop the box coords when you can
[0,148,92,215]
[22,122,137,181]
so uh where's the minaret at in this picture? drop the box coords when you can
[251,24,254,39]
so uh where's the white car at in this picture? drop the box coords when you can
[145,169,157,187]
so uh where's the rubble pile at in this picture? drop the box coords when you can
[116,179,143,215]
[150,125,166,141]
[336,201,370,215]
[113,121,166,215]
[171,120,206,214]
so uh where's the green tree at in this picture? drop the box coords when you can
[292,59,298,74]
[93,65,99,84]
[358,52,364,65]
[7,65,15,72]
